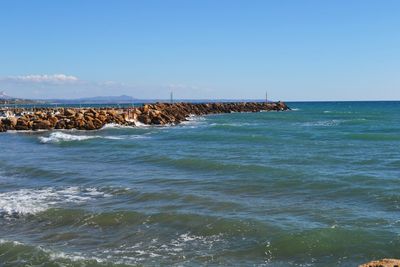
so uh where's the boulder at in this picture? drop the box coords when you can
[48,116,58,126]
[93,118,104,129]
[75,119,86,129]
[138,114,151,124]
[107,109,118,116]
[64,108,76,117]
[115,115,125,124]
[3,117,18,127]
[55,120,66,129]
[32,120,52,130]
[65,120,75,129]
[84,120,96,130]
[34,111,45,118]
[85,112,95,118]
[151,115,165,125]
[15,117,31,130]
[75,112,84,120]
[98,114,107,122]
[86,108,98,115]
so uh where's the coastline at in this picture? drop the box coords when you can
[0,101,290,132]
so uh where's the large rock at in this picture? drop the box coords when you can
[55,120,67,129]
[138,114,151,124]
[359,258,400,267]
[48,116,58,126]
[3,117,18,127]
[64,108,76,117]
[75,119,86,129]
[107,109,118,116]
[32,120,52,130]
[92,118,104,129]
[15,117,31,130]
[97,114,107,123]
[1,117,18,130]
[75,112,84,120]
[84,120,96,130]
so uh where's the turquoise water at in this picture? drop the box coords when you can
[0,101,399,266]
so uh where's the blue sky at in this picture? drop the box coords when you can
[0,0,399,100]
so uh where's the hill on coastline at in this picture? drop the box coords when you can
[0,91,42,105]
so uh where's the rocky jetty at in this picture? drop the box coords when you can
[359,258,400,267]
[0,101,290,132]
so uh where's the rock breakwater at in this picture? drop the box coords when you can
[0,101,290,132]
[359,258,400,267]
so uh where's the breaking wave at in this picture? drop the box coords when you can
[39,132,104,143]
[0,187,111,216]
[38,132,150,143]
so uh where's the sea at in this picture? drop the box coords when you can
[0,101,399,266]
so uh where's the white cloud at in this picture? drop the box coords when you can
[0,74,215,99]
[1,74,79,83]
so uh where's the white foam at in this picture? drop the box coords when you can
[103,136,125,140]
[0,232,225,265]
[180,115,208,128]
[47,250,106,263]
[104,121,149,128]
[38,132,138,143]
[0,187,111,216]
[104,134,150,140]
[177,232,223,244]
[301,120,342,127]
[186,114,205,121]
[39,132,99,143]
[133,121,148,127]
[0,239,23,246]
[0,239,108,264]
[103,121,172,128]
[323,110,354,114]
[101,123,135,129]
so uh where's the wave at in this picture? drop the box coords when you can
[300,120,343,127]
[0,187,111,217]
[38,132,149,143]
[179,115,208,128]
[103,121,174,128]
[0,225,396,266]
[0,232,224,266]
[101,123,136,129]
[39,132,102,143]
[0,239,115,266]
[323,110,354,114]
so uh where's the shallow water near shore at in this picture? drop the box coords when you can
[1,101,400,266]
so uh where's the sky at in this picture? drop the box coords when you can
[0,0,399,101]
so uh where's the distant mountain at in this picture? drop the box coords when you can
[77,95,137,103]
[46,95,139,104]
[0,92,42,105]
[0,91,12,100]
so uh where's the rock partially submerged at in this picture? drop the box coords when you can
[0,101,290,132]
[359,258,400,267]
